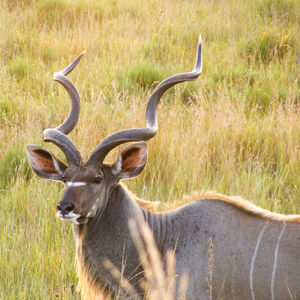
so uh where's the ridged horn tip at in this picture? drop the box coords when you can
[194,35,202,73]
[198,34,202,45]
[54,51,86,78]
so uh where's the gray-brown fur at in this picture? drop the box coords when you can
[26,38,300,299]
[74,182,300,299]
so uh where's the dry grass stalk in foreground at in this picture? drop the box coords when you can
[104,220,188,300]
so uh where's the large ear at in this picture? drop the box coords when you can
[26,144,67,181]
[111,142,147,179]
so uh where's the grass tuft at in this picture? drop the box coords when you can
[240,26,296,63]
[118,61,167,90]
[258,0,296,22]
[8,57,32,81]
[0,144,31,191]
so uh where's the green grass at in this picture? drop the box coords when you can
[0,0,299,298]
[118,60,167,90]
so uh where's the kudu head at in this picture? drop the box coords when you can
[26,37,202,225]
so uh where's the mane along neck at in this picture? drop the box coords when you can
[189,191,300,223]
[120,185,300,223]
[120,183,159,212]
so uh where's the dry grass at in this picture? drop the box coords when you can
[0,0,299,298]
[103,220,188,300]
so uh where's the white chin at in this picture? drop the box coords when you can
[57,211,81,225]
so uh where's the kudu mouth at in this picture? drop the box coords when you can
[56,210,80,224]
[56,210,89,225]
[56,184,92,224]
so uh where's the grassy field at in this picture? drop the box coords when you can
[0,0,299,298]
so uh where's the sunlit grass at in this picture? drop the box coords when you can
[0,0,299,298]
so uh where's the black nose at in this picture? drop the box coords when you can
[57,202,74,216]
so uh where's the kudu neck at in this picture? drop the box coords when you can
[110,184,167,253]
[73,183,166,251]
[72,184,164,299]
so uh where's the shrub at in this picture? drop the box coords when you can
[240,27,295,63]
[258,0,295,21]
[0,144,31,190]
[118,61,166,90]
[8,57,35,81]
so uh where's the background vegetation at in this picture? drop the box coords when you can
[0,0,299,298]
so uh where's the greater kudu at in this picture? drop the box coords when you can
[26,39,300,300]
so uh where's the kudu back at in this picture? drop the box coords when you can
[26,38,300,300]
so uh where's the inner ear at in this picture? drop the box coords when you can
[31,149,59,173]
[121,147,144,172]
[26,144,67,180]
[112,142,147,179]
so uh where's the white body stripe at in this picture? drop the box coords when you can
[271,222,286,300]
[67,182,87,187]
[250,221,269,300]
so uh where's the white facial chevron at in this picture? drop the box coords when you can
[67,182,87,187]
